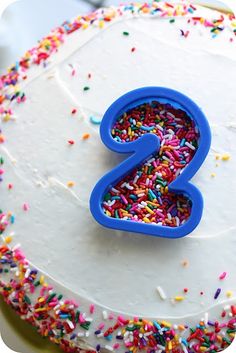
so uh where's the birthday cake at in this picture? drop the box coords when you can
[0,1,236,353]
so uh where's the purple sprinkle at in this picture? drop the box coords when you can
[214,288,221,300]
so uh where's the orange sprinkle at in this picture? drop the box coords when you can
[82,133,90,140]
[0,134,5,143]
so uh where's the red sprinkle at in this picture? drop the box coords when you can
[68,140,75,145]
[71,108,77,115]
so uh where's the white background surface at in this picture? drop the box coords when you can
[0,0,236,353]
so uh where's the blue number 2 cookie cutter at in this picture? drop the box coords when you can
[90,87,211,238]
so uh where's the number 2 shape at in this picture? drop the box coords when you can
[90,87,211,238]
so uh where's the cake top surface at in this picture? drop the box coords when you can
[0,1,236,353]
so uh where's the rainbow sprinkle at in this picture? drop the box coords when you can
[102,101,199,227]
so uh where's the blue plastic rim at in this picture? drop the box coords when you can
[90,87,211,238]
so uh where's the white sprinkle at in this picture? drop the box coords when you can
[125,183,134,190]
[162,156,172,163]
[175,216,180,227]
[185,141,196,150]
[102,310,108,320]
[85,331,90,337]
[168,128,175,135]
[133,175,140,184]
[167,213,172,221]
[24,268,31,279]
[181,344,188,353]
[156,286,167,300]
[167,112,176,119]
[111,187,119,193]
[77,332,85,337]
[66,320,75,330]
[105,345,114,352]
[161,138,166,146]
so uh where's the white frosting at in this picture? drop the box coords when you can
[1,2,236,349]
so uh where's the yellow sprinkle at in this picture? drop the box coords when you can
[40,275,45,285]
[35,308,47,313]
[38,297,45,303]
[211,173,216,178]
[161,321,172,328]
[4,236,13,244]
[82,23,89,29]
[221,153,230,161]
[143,217,151,223]
[168,341,172,350]
[226,290,233,298]
[199,347,207,352]
[145,206,154,215]
[106,210,111,217]
[82,133,90,140]
[174,296,185,302]
[67,181,75,188]
[99,20,104,28]
[3,114,11,122]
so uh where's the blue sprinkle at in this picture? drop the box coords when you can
[90,116,102,125]
[140,125,155,131]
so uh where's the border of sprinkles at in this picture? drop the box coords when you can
[0,1,236,353]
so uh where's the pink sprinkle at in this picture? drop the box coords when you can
[72,69,76,76]
[23,203,29,211]
[108,313,114,320]
[113,343,120,350]
[90,304,95,314]
[120,194,128,205]
[8,183,13,189]
[219,272,227,280]
[79,313,86,324]
[0,169,4,175]
[98,322,105,330]
[118,315,126,324]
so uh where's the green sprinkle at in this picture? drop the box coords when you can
[0,157,4,164]
[83,86,90,91]
[169,19,175,23]
[46,293,57,303]
[80,323,90,330]
[57,294,63,300]
[24,295,31,305]
[75,311,80,323]
[34,280,40,287]
[123,31,129,36]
